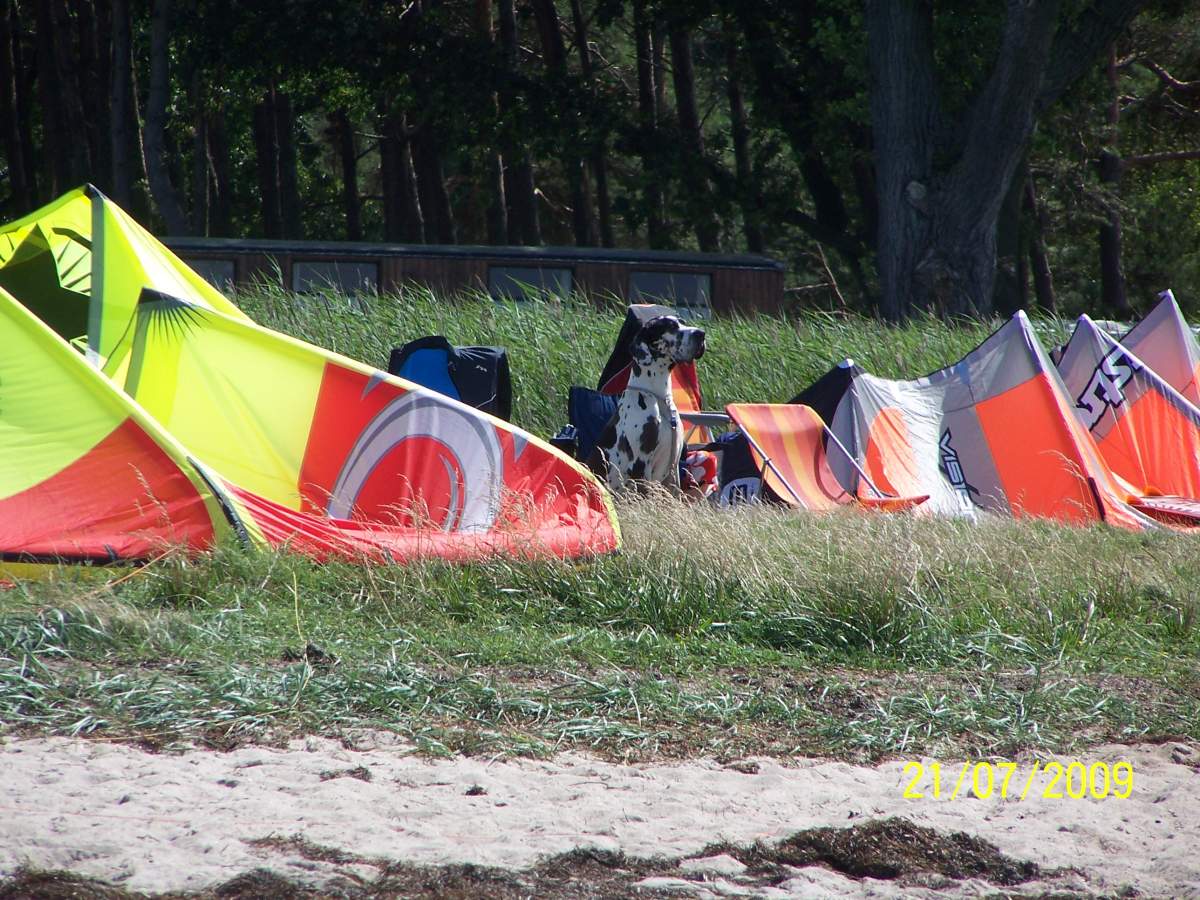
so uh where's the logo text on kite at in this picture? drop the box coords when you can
[1076,347,1142,430]
[939,429,977,510]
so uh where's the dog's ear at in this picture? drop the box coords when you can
[627,326,654,366]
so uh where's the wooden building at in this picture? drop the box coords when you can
[163,238,786,317]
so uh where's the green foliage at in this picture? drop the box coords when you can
[1,3,1198,316]
[1031,4,1200,316]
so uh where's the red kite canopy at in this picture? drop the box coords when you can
[794,313,1158,529]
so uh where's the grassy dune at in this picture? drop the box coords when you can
[1,290,1195,760]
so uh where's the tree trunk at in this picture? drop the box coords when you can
[1024,172,1056,314]
[275,90,302,239]
[474,0,507,243]
[567,159,596,246]
[532,0,593,245]
[866,0,1143,321]
[1098,45,1129,315]
[208,104,232,235]
[330,108,362,241]
[379,112,402,242]
[90,0,113,195]
[252,97,282,238]
[867,0,941,320]
[380,110,424,243]
[633,0,665,248]
[0,1,31,211]
[993,158,1028,316]
[669,25,719,252]
[1097,151,1127,315]
[57,0,90,176]
[11,5,36,203]
[73,0,109,189]
[190,71,209,235]
[397,119,425,243]
[724,35,763,253]
[506,161,540,245]
[497,0,540,244]
[851,156,878,251]
[867,0,1053,319]
[34,0,68,194]
[109,0,136,206]
[143,0,189,234]
[590,155,614,248]
[483,147,507,244]
[412,124,456,244]
[570,0,613,247]
[651,19,667,120]
[91,0,113,193]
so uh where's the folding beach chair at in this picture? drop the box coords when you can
[724,403,928,512]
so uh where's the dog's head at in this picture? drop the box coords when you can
[629,316,706,371]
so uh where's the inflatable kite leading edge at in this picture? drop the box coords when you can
[0,186,620,575]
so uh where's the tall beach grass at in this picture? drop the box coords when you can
[0,287,1191,760]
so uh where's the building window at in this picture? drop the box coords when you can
[629,271,712,318]
[292,260,379,298]
[488,266,572,301]
[185,258,236,293]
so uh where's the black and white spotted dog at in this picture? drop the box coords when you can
[589,315,706,493]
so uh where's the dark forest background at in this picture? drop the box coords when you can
[1,0,1198,319]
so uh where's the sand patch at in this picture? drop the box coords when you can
[0,735,1196,897]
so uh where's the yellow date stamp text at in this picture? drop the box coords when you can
[901,760,1133,801]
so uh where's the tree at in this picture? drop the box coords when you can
[0,0,32,211]
[252,92,283,238]
[631,0,666,247]
[723,27,764,253]
[1097,45,1130,314]
[380,109,425,242]
[1024,170,1056,312]
[3,0,1198,313]
[473,0,508,244]
[498,0,540,244]
[1092,13,1200,313]
[724,1,874,290]
[865,0,1145,320]
[569,0,614,247]
[274,89,302,239]
[143,0,188,234]
[35,0,90,195]
[109,0,142,209]
[667,20,720,252]
[532,0,595,245]
[329,108,362,240]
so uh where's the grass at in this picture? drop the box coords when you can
[2,501,1197,761]
[0,289,1194,761]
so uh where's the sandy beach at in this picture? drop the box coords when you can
[0,734,1196,897]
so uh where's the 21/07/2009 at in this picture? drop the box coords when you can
[900,760,1133,801]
